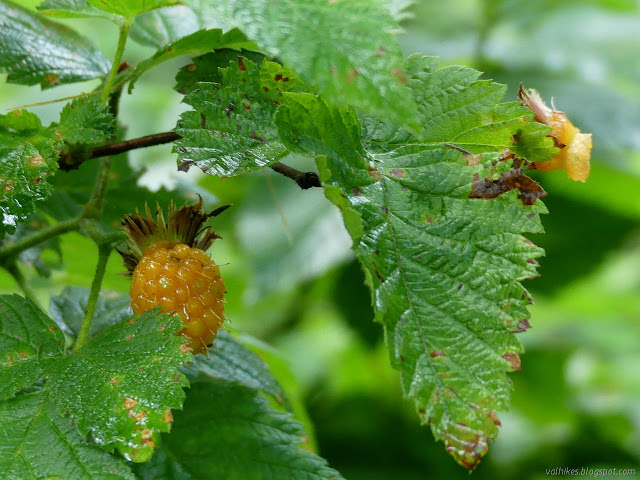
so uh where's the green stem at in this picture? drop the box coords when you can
[6,261,40,307]
[83,157,113,219]
[0,217,81,262]
[73,244,111,352]
[101,19,132,104]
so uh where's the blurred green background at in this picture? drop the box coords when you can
[1,0,639,478]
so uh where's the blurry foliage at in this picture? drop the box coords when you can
[0,0,639,478]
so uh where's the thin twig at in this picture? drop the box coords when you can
[269,162,321,189]
[89,131,181,159]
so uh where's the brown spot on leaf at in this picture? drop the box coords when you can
[6,356,13,362]
[430,349,445,358]
[250,130,265,143]
[512,319,532,333]
[503,352,521,371]
[29,155,45,167]
[470,170,547,206]
[488,410,502,426]
[173,374,180,383]
[134,411,146,423]
[186,63,196,72]
[374,265,384,282]
[346,69,359,83]
[111,377,118,385]
[48,326,56,331]
[44,73,59,85]
[125,335,133,341]
[142,439,156,448]
[352,186,362,196]
[367,165,381,180]
[163,409,174,423]
[124,397,137,410]
[18,352,27,358]
[390,68,406,84]
[237,56,246,71]
[390,168,405,178]
[426,217,434,224]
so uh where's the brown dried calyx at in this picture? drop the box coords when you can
[119,197,229,276]
[518,85,592,182]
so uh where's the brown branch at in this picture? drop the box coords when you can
[90,131,181,159]
[269,161,321,189]
[59,131,322,189]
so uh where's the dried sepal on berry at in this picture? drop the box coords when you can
[518,84,592,182]
[119,197,229,275]
[118,198,230,354]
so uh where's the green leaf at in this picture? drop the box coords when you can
[135,381,344,480]
[174,49,265,94]
[129,5,201,48]
[384,0,416,22]
[50,286,131,338]
[174,57,289,177]
[207,0,418,128]
[0,112,59,237]
[54,96,117,146]
[46,310,192,463]
[86,0,181,19]
[0,391,135,479]
[37,0,121,20]
[0,295,64,401]
[276,56,551,469]
[0,0,110,88]
[183,331,291,409]
[129,28,256,91]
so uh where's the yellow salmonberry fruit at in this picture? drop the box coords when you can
[518,85,592,182]
[130,241,226,353]
[119,198,230,355]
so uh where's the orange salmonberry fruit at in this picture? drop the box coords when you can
[118,199,229,354]
[518,85,592,182]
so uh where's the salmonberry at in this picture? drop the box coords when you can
[518,85,592,182]
[119,199,229,354]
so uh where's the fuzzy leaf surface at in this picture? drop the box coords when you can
[182,331,291,409]
[174,57,289,177]
[207,0,418,127]
[46,310,192,463]
[0,0,110,87]
[0,391,135,480]
[276,56,555,469]
[54,96,117,146]
[135,381,344,480]
[0,295,63,401]
[129,28,255,90]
